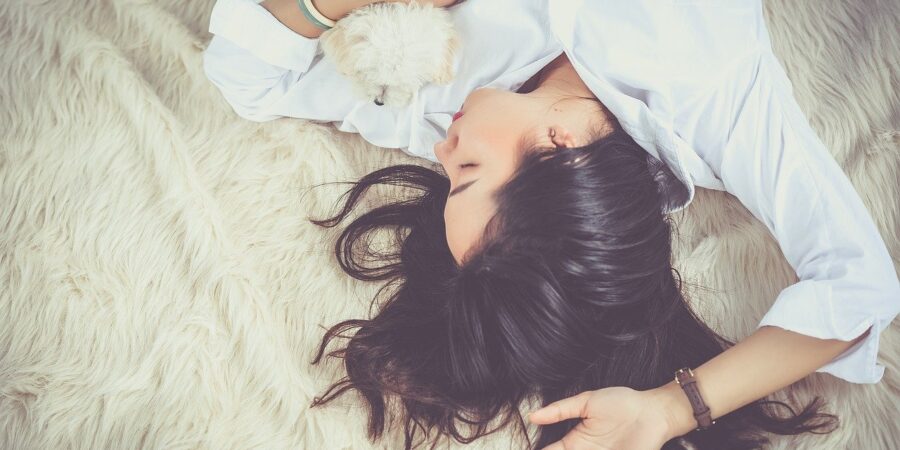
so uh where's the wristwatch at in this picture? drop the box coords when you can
[674,367,716,431]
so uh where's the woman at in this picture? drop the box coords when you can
[202,0,900,449]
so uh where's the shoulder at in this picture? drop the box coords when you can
[566,1,767,79]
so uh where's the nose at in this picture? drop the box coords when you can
[433,138,448,165]
[434,129,458,165]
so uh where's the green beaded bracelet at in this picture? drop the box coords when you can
[297,0,336,31]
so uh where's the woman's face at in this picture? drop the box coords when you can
[433,86,608,265]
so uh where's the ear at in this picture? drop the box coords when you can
[549,126,576,148]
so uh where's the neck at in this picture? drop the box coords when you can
[529,54,596,100]
[521,54,614,140]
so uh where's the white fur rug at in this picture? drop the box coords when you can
[1,0,898,449]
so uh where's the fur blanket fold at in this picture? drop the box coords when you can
[1,0,898,449]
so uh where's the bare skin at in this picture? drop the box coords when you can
[260,0,460,39]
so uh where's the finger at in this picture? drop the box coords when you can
[528,391,592,425]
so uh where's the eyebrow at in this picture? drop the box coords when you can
[446,128,542,199]
[449,179,478,197]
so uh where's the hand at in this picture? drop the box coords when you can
[527,387,672,450]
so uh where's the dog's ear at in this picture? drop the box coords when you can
[433,31,460,85]
[319,26,352,74]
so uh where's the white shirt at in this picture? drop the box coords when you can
[203,0,900,384]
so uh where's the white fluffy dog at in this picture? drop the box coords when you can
[319,1,461,107]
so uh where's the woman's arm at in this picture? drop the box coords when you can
[204,0,462,122]
[652,325,871,440]
[653,3,900,439]
[260,0,462,38]
[202,0,375,122]
[529,3,899,446]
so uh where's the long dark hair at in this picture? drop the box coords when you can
[304,120,838,449]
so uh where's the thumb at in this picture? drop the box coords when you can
[527,391,592,425]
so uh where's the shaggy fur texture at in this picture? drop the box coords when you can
[0,0,898,448]
[320,1,460,107]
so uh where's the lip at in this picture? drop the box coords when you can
[452,110,464,122]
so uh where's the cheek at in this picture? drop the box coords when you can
[443,201,460,237]
[442,205,464,259]
[443,202,451,227]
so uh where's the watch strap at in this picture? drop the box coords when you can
[674,367,716,431]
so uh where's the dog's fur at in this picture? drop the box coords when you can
[320,1,460,107]
[0,0,898,449]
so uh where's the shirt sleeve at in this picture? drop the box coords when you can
[202,0,328,122]
[202,0,427,154]
[684,43,900,384]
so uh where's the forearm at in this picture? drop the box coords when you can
[260,0,374,38]
[652,324,871,440]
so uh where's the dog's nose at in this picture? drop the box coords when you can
[374,86,386,106]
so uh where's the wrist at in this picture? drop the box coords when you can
[649,380,698,441]
[261,0,374,39]
[314,0,374,21]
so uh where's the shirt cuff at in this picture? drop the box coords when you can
[756,279,900,384]
[208,0,321,72]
